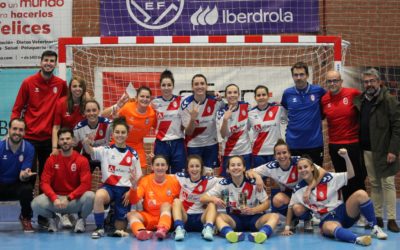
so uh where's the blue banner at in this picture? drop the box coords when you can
[100,0,319,36]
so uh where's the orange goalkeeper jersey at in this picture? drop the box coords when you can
[130,174,180,216]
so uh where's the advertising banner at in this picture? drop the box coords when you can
[0,0,72,67]
[101,0,319,36]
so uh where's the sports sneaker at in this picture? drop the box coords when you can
[174,226,186,241]
[37,215,49,229]
[60,214,73,229]
[201,225,214,241]
[48,217,59,233]
[371,225,388,240]
[136,230,153,241]
[248,232,267,244]
[19,215,34,233]
[355,235,372,246]
[303,220,313,232]
[356,216,367,227]
[225,231,245,243]
[74,218,85,233]
[110,229,129,237]
[290,218,299,231]
[91,228,105,239]
[155,226,168,240]
[311,214,320,225]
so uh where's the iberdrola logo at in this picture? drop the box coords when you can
[190,6,218,30]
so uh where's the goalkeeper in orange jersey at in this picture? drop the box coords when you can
[128,155,181,240]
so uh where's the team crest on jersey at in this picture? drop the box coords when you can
[19,154,24,162]
[35,88,40,92]
[99,129,104,137]
[54,164,59,169]
[145,118,149,125]
[157,112,164,119]
[291,172,296,180]
[207,106,211,114]
[241,109,246,117]
[292,97,297,103]
[318,191,325,199]
[108,165,116,173]
[166,189,172,196]
[126,157,131,164]
[173,101,178,108]
[65,112,71,117]
[268,111,273,117]
[327,103,331,108]
[71,163,77,172]
[197,185,203,192]
[343,97,349,105]
[310,94,315,102]
[53,87,58,94]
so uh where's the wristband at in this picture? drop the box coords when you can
[284,225,291,231]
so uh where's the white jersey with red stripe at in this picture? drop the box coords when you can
[91,145,142,187]
[248,103,287,156]
[152,95,184,141]
[253,156,322,191]
[290,172,347,217]
[216,102,252,156]
[207,177,268,214]
[73,117,112,149]
[175,172,220,214]
[181,95,223,147]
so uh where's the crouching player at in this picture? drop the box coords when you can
[172,155,220,241]
[82,117,142,238]
[201,155,279,243]
[287,149,388,246]
[128,155,180,240]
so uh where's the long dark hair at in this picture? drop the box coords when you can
[66,76,87,114]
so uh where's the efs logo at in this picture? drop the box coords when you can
[126,0,185,30]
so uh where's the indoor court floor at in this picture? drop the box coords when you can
[0,202,399,250]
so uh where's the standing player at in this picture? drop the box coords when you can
[52,76,88,155]
[152,70,186,173]
[217,84,252,175]
[128,155,180,240]
[82,117,142,238]
[73,100,112,172]
[181,74,224,175]
[287,149,387,245]
[201,156,280,244]
[281,62,326,166]
[172,155,220,241]
[11,50,67,187]
[248,85,287,167]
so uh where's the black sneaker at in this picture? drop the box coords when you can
[37,215,49,229]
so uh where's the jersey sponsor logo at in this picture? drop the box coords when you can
[53,87,58,94]
[2,155,7,160]
[230,125,239,133]
[254,124,262,132]
[157,112,164,119]
[71,163,77,171]
[108,165,116,173]
[343,97,348,105]
[19,154,24,162]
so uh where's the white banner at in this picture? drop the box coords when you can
[0,0,72,67]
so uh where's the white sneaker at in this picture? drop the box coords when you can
[59,214,73,229]
[74,218,86,233]
[303,220,313,232]
[48,217,59,232]
[311,214,320,225]
[356,235,372,246]
[92,228,105,239]
[371,225,388,240]
[356,216,367,227]
[174,226,186,241]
